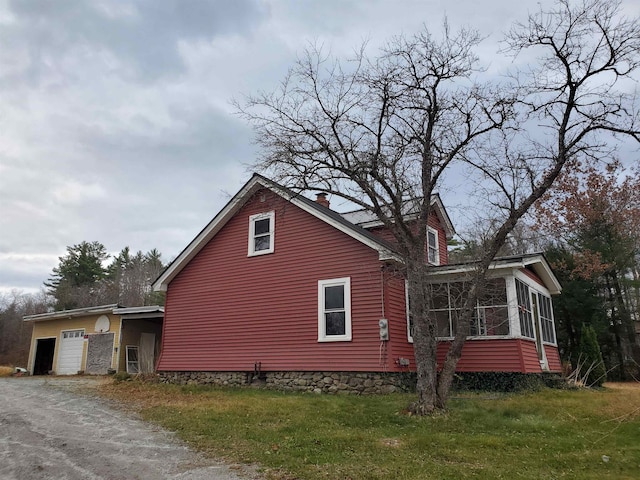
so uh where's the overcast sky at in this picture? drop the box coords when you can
[1,0,638,295]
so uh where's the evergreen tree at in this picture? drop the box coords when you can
[578,324,607,387]
[45,241,109,310]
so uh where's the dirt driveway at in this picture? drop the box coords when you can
[0,377,260,480]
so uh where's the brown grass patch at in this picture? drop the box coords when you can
[0,366,14,377]
[379,438,403,448]
[604,381,640,390]
[598,383,640,423]
[96,380,251,412]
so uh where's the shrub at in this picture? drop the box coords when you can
[452,372,545,392]
[112,371,132,383]
[577,324,607,387]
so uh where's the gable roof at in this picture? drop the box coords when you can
[341,194,456,240]
[152,174,406,291]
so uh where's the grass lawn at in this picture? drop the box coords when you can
[97,381,640,479]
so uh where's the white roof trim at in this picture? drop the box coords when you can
[23,304,120,322]
[152,175,402,291]
[340,195,455,240]
[113,306,164,315]
[426,254,562,295]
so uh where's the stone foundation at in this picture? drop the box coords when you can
[158,370,416,395]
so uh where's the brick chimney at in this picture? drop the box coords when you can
[315,193,330,209]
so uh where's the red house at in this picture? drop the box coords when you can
[152,174,562,393]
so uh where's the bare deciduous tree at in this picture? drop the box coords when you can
[237,0,640,414]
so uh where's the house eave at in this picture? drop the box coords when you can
[152,174,402,291]
[113,306,164,320]
[426,253,562,295]
[23,304,120,323]
[340,194,456,240]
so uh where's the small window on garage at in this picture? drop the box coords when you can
[126,345,139,374]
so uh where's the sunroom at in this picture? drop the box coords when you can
[422,254,562,372]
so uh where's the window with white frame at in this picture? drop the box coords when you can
[537,293,555,344]
[515,279,535,339]
[248,211,274,256]
[318,277,352,342]
[126,345,139,374]
[406,280,414,341]
[427,227,440,265]
[423,279,510,338]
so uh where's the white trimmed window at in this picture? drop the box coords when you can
[318,277,352,342]
[406,280,414,342]
[126,345,139,374]
[427,226,440,265]
[248,211,275,256]
[538,293,556,344]
[425,279,510,338]
[516,279,535,339]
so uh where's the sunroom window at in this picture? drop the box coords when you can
[516,279,535,339]
[424,278,510,338]
[538,293,555,344]
[248,211,274,256]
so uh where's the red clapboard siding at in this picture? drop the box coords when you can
[518,339,544,373]
[520,267,546,288]
[428,214,449,265]
[383,272,411,371]
[545,345,562,372]
[367,213,449,265]
[436,339,527,372]
[158,189,388,372]
[377,273,556,374]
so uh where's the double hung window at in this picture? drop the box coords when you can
[318,277,352,342]
[248,211,275,256]
[427,227,440,265]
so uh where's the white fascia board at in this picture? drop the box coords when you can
[341,196,455,239]
[521,255,562,295]
[153,176,403,291]
[426,254,562,295]
[152,178,263,291]
[271,185,404,263]
[430,194,456,240]
[113,306,164,315]
[23,304,119,322]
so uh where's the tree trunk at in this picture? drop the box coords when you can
[406,261,440,414]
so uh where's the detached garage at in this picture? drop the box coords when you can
[24,304,164,376]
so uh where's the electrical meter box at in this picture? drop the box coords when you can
[379,318,389,341]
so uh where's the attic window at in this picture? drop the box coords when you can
[248,211,275,256]
[427,226,440,265]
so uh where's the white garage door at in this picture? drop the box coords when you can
[57,330,85,375]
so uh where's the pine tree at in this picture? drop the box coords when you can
[578,325,607,387]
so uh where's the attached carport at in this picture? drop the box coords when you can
[113,306,164,374]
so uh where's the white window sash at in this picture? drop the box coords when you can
[248,211,275,256]
[427,226,440,265]
[318,277,352,342]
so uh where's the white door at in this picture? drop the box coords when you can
[57,330,84,375]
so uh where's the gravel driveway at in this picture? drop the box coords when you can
[0,377,261,480]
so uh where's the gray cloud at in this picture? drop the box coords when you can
[1,0,638,295]
[4,0,267,83]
